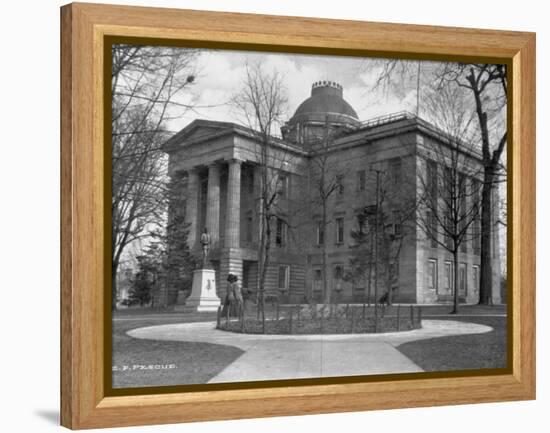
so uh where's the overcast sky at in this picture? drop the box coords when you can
[167,49,425,134]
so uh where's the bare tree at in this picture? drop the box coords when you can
[438,63,507,305]
[348,154,416,323]
[111,45,198,309]
[231,63,290,330]
[309,118,345,305]
[365,58,506,305]
[416,84,483,313]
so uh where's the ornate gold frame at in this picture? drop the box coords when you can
[61,2,535,429]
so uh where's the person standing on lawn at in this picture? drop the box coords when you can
[223,274,243,318]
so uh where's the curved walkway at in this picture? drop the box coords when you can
[128,320,492,383]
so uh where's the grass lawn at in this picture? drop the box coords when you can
[397,314,508,371]
[112,312,244,388]
[111,304,508,388]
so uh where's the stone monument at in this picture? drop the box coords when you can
[178,227,221,312]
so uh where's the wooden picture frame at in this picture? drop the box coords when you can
[60,2,535,429]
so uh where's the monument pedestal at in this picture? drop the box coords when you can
[176,268,220,312]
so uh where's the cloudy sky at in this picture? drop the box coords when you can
[167,49,426,134]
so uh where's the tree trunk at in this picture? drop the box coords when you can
[469,73,499,307]
[373,173,381,330]
[479,168,494,305]
[256,211,265,320]
[112,260,119,311]
[387,264,392,306]
[322,203,330,305]
[258,215,272,332]
[366,229,374,306]
[451,249,459,314]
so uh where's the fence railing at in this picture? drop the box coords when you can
[355,111,416,130]
[216,301,422,335]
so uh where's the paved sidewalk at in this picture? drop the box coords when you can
[128,320,492,383]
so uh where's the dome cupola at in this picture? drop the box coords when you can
[282,81,360,145]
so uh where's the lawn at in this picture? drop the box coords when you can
[112,311,244,388]
[396,314,508,371]
[111,304,508,388]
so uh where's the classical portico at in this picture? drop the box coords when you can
[181,158,246,297]
[163,118,311,304]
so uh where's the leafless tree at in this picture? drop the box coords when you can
[348,151,416,324]
[416,84,484,313]
[308,118,345,305]
[365,58,506,305]
[437,63,507,305]
[231,63,291,330]
[111,44,199,309]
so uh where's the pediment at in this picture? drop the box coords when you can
[163,120,236,151]
[181,124,227,142]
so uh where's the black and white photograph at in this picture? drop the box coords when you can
[110,44,508,389]
[3,0,546,431]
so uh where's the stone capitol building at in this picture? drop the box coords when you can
[162,81,502,306]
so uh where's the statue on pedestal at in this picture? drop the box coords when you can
[176,226,220,312]
[200,227,211,269]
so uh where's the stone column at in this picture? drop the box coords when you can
[185,168,199,248]
[225,159,242,248]
[205,163,221,247]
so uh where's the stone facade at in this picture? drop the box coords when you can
[162,81,502,305]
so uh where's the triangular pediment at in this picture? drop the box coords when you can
[163,119,238,151]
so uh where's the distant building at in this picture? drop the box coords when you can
[163,81,501,305]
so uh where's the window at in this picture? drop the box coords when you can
[472,179,481,255]
[317,221,325,245]
[459,172,467,253]
[459,263,467,297]
[278,265,290,291]
[428,259,438,291]
[313,269,323,292]
[277,174,288,198]
[275,218,287,247]
[389,157,402,186]
[357,170,366,192]
[444,261,454,295]
[472,265,480,294]
[427,159,437,203]
[427,210,438,248]
[335,217,344,244]
[443,166,454,250]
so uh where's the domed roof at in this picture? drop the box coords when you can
[290,81,359,123]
